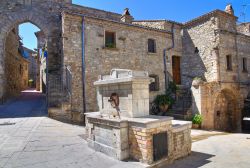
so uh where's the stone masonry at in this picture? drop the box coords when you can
[4,27,29,99]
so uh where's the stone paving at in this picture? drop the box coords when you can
[0,90,250,168]
[0,117,145,168]
[164,130,250,168]
[0,90,143,168]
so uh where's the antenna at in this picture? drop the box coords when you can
[240,4,250,23]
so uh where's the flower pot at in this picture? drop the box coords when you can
[159,104,169,112]
[192,124,200,129]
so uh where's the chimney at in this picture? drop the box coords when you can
[121,8,134,23]
[225,4,234,15]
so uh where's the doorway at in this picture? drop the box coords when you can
[214,90,237,132]
[172,56,181,85]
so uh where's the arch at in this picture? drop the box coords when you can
[0,12,50,99]
[213,89,239,132]
[0,8,63,107]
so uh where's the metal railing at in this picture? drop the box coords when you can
[65,66,72,96]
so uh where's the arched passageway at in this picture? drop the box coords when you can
[0,4,63,111]
[0,21,48,117]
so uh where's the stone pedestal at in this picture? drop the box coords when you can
[86,113,192,165]
[86,112,129,160]
[86,69,192,166]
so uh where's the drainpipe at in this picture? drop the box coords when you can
[163,23,175,94]
[81,17,86,121]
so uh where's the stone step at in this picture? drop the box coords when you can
[242,117,250,132]
[62,102,71,111]
[245,99,250,102]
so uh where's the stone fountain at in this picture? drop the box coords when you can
[85,69,192,166]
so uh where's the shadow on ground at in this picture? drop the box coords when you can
[164,151,215,168]
[0,89,47,118]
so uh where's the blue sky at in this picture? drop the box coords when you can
[20,0,250,50]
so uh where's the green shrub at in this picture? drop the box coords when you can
[166,81,179,94]
[105,43,116,48]
[154,94,174,106]
[192,114,202,125]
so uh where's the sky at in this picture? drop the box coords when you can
[19,0,250,50]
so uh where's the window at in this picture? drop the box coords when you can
[243,58,248,72]
[148,39,156,53]
[149,74,159,91]
[226,55,232,71]
[19,64,22,75]
[105,31,116,48]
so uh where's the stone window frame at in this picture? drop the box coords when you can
[104,31,116,49]
[226,55,233,71]
[149,74,159,92]
[242,57,248,73]
[148,39,157,53]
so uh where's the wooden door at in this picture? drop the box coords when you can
[172,56,181,85]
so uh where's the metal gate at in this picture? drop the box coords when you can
[153,132,168,161]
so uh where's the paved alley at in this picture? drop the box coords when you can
[0,89,47,118]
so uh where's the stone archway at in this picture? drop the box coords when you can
[214,89,238,132]
[0,0,65,107]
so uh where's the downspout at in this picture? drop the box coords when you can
[163,23,175,94]
[234,27,241,89]
[81,17,86,122]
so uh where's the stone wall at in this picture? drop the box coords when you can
[237,23,250,36]
[62,13,179,113]
[182,16,220,86]
[84,17,175,112]
[133,20,168,30]
[24,47,37,87]
[62,14,84,114]
[4,28,28,99]
[192,82,244,131]
[237,34,250,83]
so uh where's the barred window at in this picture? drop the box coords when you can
[226,55,232,71]
[148,39,156,53]
[105,31,116,48]
[243,58,248,72]
[149,74,159,91]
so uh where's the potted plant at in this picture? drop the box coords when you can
[192,114,202,129]
[154,94,174,112]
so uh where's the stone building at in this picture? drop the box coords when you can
[4,26,29,99]
[23,47,37,87]
[0,1,249,131]
[35,31,47,93]
[186,5,250,132]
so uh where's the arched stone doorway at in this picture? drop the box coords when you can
[214,89,238,132]
[0,1,64,108]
